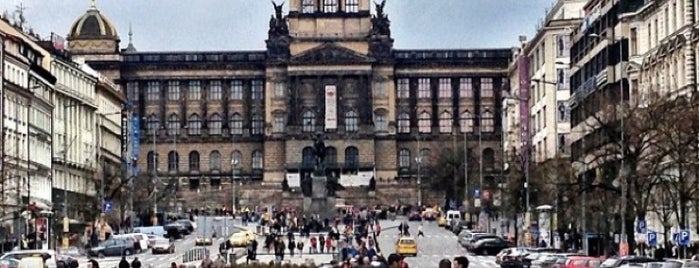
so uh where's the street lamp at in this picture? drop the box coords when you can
[230,159,239,213]
[588,32,628,253]
[415,155,422,207]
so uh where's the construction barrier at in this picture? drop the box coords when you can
[182,247,210,263]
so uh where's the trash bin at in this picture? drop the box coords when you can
[256,226,262,234]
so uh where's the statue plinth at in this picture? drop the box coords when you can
[302,174,336,219]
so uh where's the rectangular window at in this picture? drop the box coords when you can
[459,78,473,98]
[438,78,452,98]
[209,80,222,100]
[167,81,180,101]
[252,80,264,100]
[273,115,285,133]
[374,82,386,98]
[397,79,410,99]
[375,114,387,132]
[127,82,139,101]
[230,80,243,100]
[543,106,547,128]
[630,28,638,56]
[274,82,285,98]
[556,35,569,57]
[557,101,570,122]
[556,68,568,91]
[323,0,337,12]
[302,0,315,13]
[146,81,160,101]
[188,81,201,100]
[480,78,494,98]
[345,0,358,12]
[417,78,430,99]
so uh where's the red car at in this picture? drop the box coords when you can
[565,256,603,268]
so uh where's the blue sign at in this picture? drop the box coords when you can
[647,232,657,247]
[103,200,113,213]
[680,230,691,246]
[672,232,679,243]
[635,219,647,234]
[131,114,140,160]
[474,189,480,198]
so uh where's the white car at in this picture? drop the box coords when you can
[195,236,213,246]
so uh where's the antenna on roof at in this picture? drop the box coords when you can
[14,1,27,29]
[128,23,133,44]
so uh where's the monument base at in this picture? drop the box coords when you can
[302,197,336,219]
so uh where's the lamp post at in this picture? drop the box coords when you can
[589,32,627,253]
[231,159,239,213]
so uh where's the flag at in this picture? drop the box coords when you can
[51,33,65,51]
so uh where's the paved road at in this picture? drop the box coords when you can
[374,220,498,268]
[79,216,252,267]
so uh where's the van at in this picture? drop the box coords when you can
[446,210,461,222]
[133,226,166,237]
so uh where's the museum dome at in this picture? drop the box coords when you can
[68,1,119,40]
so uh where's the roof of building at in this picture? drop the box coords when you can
[68,1,119,40]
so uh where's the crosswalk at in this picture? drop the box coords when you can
[75,254,182,268]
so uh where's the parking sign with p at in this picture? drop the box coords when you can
[647,232,657,247]
[679,230,691,246]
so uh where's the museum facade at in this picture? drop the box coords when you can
[67,0,509,199]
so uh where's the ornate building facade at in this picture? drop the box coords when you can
[67,0,510,208]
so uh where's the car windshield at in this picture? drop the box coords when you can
[601,259,619,268]
[155,239,170,245]
[399,239,415,245]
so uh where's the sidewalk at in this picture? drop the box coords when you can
[237,253,334,265]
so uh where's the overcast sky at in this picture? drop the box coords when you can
[0,0,558,52]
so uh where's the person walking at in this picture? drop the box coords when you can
[130,257,142,268]
[288,237,296,257]
[319,234,326,253]
[417,224,425,237]
[118,257,129,268]
[296,239,304,258]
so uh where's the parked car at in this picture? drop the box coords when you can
[163,223,186,239]
[0,249,74,268]
[88,237,136,257]
[565,256,603,268]
[662,260,699,268]
[470,237,509,255]
[151,238,175,254]
[600,256,655,268]
[195,236,213,246]
[113,234,148,253]
[497,247,529,265]
[0,259,19,268]
[176,220,195,233]
[465,234,500,250]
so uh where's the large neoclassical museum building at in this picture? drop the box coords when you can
[67,0,509,207]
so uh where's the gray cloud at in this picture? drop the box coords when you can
[0,0,557,51]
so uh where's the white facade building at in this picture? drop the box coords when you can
[51,55,99,220]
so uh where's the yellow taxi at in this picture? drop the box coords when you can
[229,229,257,247]
[395,236,418,257]
[438,216,448,227]
[19,256,46,268]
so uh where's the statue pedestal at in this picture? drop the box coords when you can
[368,191,376,197]
[302,175,336,219]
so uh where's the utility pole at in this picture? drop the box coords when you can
[152,125,158,223]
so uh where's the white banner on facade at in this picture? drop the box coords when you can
[286,173,301,188]
[339,171,373,187]
[325,85,337,130]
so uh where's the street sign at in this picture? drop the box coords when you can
[679,230,691,246]
[103,200,113,213]
[474,189,480,198]
[635,219,647,234]
[672,232,679,243]
[647,232,657,247]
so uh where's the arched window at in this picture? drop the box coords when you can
[374,109,388,132]
[167,114,180,136]
[188,114,201,135]
[483,148,495,169]
[460,111,473,133]
[302,147,315,168]
[398,149,411,168]
[252,150,264,169]
[147,114,159,134]
[209,113,222,135]
[189,151,200,171]
[147,151,158,172]
[419,148,431,165]
[481,109,494,133]
[209,151,221,171]
[345,146,359,168]
[168,151,179,172]
[418,112,431,133]
[302,111,315,132]
[325,147,337,164]
[439,112,453,133]
[230,150,242,168]
[397,112,410,133]
[345,110,358,132]
[251,114,264,135]
[230,113,243,135]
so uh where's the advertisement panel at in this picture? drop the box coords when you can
[324,85,337,130]
[286,173,301,188]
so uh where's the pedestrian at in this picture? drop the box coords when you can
[439,258,451,268]
[251,238,258,260]
[131,257,142,268]
[326,234,333,252]
[170,263,177,268]
[88,259,99,268]
[310,236,318,254]
[453,256,469,268]
[319,234,326,253]
[246,242,255,264]
[417,224,424,237]
[288,238,296,257]
[118,256,129,268]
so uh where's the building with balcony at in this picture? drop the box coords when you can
[0,19,56,245]
[65,0,509,209]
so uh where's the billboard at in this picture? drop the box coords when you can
[518,55,531,163]
[324,85,337,130]
[131,113,140,176]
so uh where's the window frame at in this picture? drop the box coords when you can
[189,151,200,171]
[345,110,359,132]
[252,150,264,169]
[417,78,431,99]
[323,0,338,12]
[230,80,243,100]
[345,0,359,12]
[480,110,495,133]
[438,78,452,98]
[480,78,494,98]
[397,112,410,133]
[168,151,179,172]
[167,81,180,101]
[209,151,222,171]
[302,110,316,133]
[251,80,264,100]
[460,111,474,133]
[398,149,411,168]
[188,114,202,135]
[167,113,180,136]
[209,80,222,100]
[302,0,315,13]
[209,113,223,135]
[438,112,453,133]
[230,113,243,135]
[418,112,431,133]
[397,79,410,99]
[147,81,160,101]
[251,114,264,135]
[188,81,201,100]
